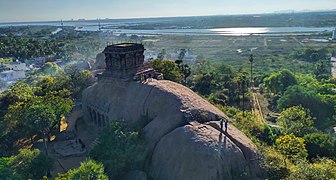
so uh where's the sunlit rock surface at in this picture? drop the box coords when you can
[82,79,263,180]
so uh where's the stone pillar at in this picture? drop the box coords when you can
[97,113,100,127]
[94,111,98,126]
[98,113,102,127]
[89,108,93,123]
[92,110,95,125]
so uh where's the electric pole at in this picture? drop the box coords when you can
[249,54,254,88]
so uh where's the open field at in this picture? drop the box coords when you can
[143,33,336,74]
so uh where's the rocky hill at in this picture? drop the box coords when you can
[82,78,264,180]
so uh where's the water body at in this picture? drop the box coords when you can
[51,28,62,35]
[77,26,334,36]
[0,21,334,36]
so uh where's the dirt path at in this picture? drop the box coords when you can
[331,57,336,78]
[292,37,305,47]
[251,91,265,124]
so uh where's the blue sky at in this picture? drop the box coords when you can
[0,0,336,22]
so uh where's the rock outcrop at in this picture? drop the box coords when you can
[93,53,106,70]
[82,79,263,180]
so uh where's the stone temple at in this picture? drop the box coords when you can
[98,43,162,82]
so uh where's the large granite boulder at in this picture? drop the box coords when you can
[82,79,263,180]
[93,53,106,70]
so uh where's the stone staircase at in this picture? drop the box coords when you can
[88,138,100,150]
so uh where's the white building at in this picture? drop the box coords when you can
[6,61,27,71]
[333,28,336,40]
[0,61,27,83]
[0,70,26,82]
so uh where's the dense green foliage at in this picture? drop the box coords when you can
[260,146,290,179]
[294,48,328,62]
[0,149,52,180]
[276,106,315,137]
[277,85,335,128]
[0,29,103,61]
[150,59,183,82]
[303,133,336,160]
[56,159,108,180]
[192,64,249,108]
[0,79,74,155]
[90,121,146,179]
[275,134,308,162]
[38,62,63,76]
[288,158,336,180]
[264,69,297,94]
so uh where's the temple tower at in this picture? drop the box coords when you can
[98,43,162,81]
[101,43,145,79]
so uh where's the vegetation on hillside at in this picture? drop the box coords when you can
[0,24,335,179]
[90,120,146,179]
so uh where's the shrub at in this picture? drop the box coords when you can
[0,149,52,179]
[275,134,308,162]
[304,133,335,160]
[288,158,336,180]
[56,159,108,180]
[90,120,146,179]
[260,146,290,180]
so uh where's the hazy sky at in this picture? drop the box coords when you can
[1,0,336,22]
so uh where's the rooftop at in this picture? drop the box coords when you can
[103,43,145,53]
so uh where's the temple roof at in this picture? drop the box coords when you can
[103,43,145,53]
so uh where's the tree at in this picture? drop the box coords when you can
[277,85,334,128]
[193,73,215,95]
[276,106,315,137]
[35,76,70,96]
[314,60,330,80]
[260,146,290,180]
[24,104,57,155]
[296,48,328,62]
[56,159,108,180]
[236,73,249,111]
[2,86,73,153]
[0,149,52,179]
[303,133,335,160]
[39,62,63,76]
[179,63,191,84]
[70,70,95,99]
[157,49,166,60]
[289,158,336,180]
[264,69,297,94]
[2,81,34,105]
[176,48,186,65]
[150,59,183,82]
[275,134,307,163]
[35,90,74,138]
[310,52,319,62]
[90,121,146,178]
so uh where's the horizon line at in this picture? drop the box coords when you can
[1,9,336,24]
